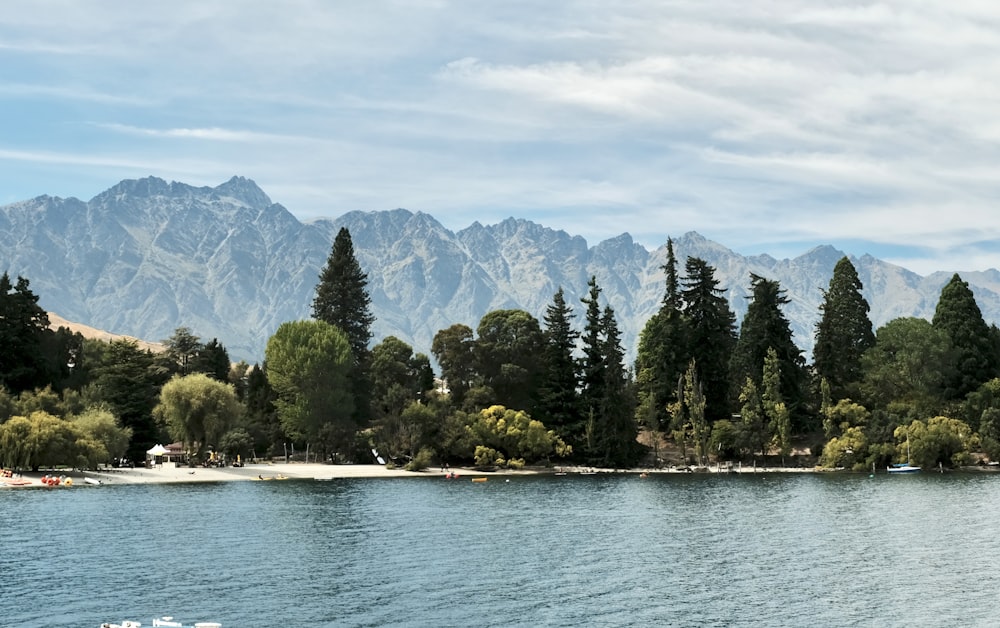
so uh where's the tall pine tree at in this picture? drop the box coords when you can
[634,238,689,433]
[312,227,375,424]
[580,276,606,422]
[537,288,582,444]
[0,273,53,393]
[932,274,999,399]
[730,274,808,430]
[681,258,737,424]
[813,256,875,400]
[595,305,639,467]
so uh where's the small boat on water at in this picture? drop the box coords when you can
[471,477,488,483]
[888,436,921,474]
[84,477,103,486]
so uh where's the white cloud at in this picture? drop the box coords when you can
[2,1,1000,273]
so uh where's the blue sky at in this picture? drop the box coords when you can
[2,1,999,275]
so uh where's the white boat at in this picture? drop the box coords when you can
[84,477,103,485]
[888,435,921,474]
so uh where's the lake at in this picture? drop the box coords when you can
[3,471,1000,627]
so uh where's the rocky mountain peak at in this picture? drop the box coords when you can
[2,176,999,364]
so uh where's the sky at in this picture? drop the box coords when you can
[2,1,1000,275]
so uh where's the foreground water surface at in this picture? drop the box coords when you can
[4,471,1000,627]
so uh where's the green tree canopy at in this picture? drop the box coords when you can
[0,273,53,393]
[860,317,953,420]
[153,373,243,459]
[591,305,639,468]
[312,227,375,426]
[813,257,875,400]
[635,238,689,434]
[730,274,808,430]
[265,320,355,451]
[312,227,374,361]
[163,327,203,375]
[464,405,571,467]
[370,336,435,459]
[431,323,477,407]
[536,287,582,442]
[83,339,167,463]
[681,257,737,423]
[475,309,544,414]
[932,274,999,399]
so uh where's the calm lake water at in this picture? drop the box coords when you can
[4,471,1000,627]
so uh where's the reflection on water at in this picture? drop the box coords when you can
[4,472,1000,627]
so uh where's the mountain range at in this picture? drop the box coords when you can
[2,175,999,365]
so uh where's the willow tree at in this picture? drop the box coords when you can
[814,257,875,401]
[153,373,243,460]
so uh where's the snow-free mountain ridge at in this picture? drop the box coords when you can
[2,176,997,364]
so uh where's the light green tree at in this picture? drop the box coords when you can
[464,405,571,468]
[763,348,792,464]
[684,360,710,466]
[265,320,355,453]
[820,426,867,470]
[894,416,977,469]
[153,373,243,460]
[71,407,132,468]
[739,376,767,459]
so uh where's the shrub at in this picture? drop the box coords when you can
[405,447,434,471]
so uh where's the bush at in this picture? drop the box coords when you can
[405,447,434,471]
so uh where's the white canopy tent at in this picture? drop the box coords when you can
[146,444,168,466]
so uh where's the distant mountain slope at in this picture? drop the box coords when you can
[2,176,996,363]
[47,312,165,354]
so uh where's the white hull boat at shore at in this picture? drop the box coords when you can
[887,463,921,474]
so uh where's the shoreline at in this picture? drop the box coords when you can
[4,461,998,488]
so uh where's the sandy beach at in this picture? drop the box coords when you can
[0,461,498,488]
[0,460,835,488]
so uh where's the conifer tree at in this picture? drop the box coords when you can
[594,305,638,467]
[730,274,808,429]
[933,274,999,399]
[537,287,582,443]
[312,227,375,423]
[634,238,689,433]
[0,273,53,393]
[313,227,375,360]
[195,339,231,382]
[580,276,606,426]
[814,257,875,400]
[681,258,737,424]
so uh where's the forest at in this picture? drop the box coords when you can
[2,229,999,474]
